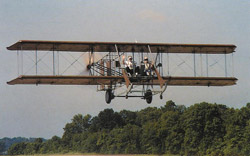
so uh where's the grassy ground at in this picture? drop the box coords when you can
[2,154,179,156]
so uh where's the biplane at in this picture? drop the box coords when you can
[7,40,237,104]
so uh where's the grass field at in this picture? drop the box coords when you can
[2,154,179,156]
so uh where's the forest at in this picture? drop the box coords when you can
[0,137,44,155]
[7,101,250,156]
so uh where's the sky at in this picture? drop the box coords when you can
[0,0,250,139]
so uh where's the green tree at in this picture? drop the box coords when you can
[100,124,142,154]
[8,102,250,156]
[136,107,162,126]
[62,114,92,147]
[182,102,226,155]
[161,100,177,112]
[242,120,250,155]
[0,141,5,154]
[8,142,27,155]
[119,110,137,125]
[40,136,62,154]
[140,121,162,154]
[223,104,250,155]
[97,109,124,130]
[159,110,184,154]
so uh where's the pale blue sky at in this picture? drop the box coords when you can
[0,0,250,139]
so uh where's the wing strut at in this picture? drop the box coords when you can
[122,69,133,98]
[154,68,168,99]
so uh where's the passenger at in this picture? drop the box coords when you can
[122,55,139,76]
[142,56,152,76]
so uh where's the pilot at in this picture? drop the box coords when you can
[122,55,139,76]
[142,56,152,76]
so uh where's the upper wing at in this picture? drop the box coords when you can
[7,40,236,54]
[7,75,237,86]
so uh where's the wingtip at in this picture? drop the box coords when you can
[7,81,13,85]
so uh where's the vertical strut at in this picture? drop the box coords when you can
[100,60,105,90]
[35,47,38,75]
[115,44,120,60]
[106,60,111,76]
[132,48,135,75]
[17,50,19,76]
[161,52,163,76]
[53,45,55,76]
[57,51,60,75]
[232,53,234,77]
[200,53,202,76]
[21,45,23,75]
[193,52,196,77]
[147,45,153,62]
[89,51,92,75]
[167,52,170,76]
[206,53,209,77]
[141,49,144,65]
[225,53,227,77]
[92,47,94,75]
[115,44,120,76]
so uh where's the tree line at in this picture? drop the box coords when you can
[0,137,44,155]
[8,101,250,155]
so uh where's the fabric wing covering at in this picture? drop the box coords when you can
[7,75,237,86]
[7,40,236,54]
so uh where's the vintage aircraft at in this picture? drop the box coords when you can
[7,40,237,104]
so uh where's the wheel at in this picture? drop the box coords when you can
[145,89,152,104]
[105,89,113,104]
[160,94,163,99]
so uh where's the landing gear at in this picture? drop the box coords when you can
[105,89,114,104]
[145,89,152,104]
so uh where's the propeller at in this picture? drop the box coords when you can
[81,52,103,74]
